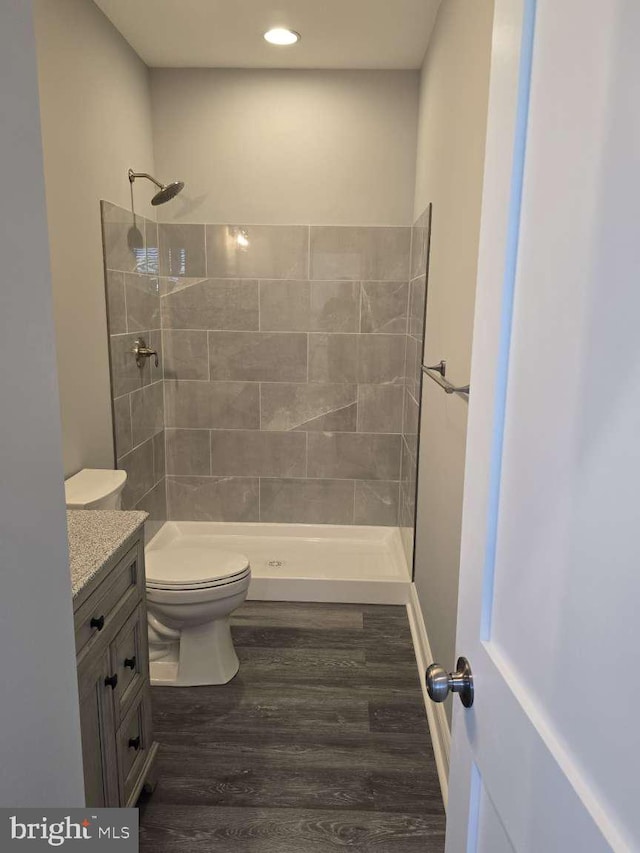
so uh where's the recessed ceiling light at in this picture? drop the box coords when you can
[264,28,301,46]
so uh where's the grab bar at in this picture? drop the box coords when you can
[421,360,470,401]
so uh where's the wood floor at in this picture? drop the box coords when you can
[138,601,446,852]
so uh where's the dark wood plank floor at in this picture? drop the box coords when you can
[139,601,446,852]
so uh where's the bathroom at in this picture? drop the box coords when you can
[4,0,491,849]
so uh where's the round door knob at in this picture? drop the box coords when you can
[426,657,474,708]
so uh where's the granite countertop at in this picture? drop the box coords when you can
[67,510,148,599]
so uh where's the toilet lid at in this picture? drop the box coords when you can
[146,547,250,589]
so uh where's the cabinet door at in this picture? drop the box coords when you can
[77,648,119,807]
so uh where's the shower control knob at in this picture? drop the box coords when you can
[426,657,474,708]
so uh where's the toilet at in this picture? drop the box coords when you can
[64,467,251,687]
[145,546,251,687]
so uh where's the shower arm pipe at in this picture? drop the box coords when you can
[128,169,164,190]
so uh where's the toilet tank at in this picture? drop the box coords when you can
[64,468,127,510]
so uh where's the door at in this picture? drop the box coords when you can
[441,0,640,849]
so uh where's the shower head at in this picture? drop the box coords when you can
[128,169,185,206]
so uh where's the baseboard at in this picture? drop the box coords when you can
[248,577,411,605]
[406,584,451,810]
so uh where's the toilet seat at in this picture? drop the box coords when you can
[146,547,250,591]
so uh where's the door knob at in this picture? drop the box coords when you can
[426,657,474,708]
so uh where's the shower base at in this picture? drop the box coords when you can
[146,522,411,605]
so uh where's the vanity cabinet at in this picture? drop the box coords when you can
[74,533,158,807]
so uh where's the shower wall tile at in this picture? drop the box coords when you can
[153,430,166,481]
[259,478,355,525]
[125,273,160,332]
[260,383,358,432]
[206,224,308,280]
[210,430,307,478]
[166,475,259,522]
[310,227,411,281]
[165,428,211,476]
[118,437,155,508]
[163,330,209,380]
[143,218,159,276]
[130,381,164,447]
[158,223,206,277]
[113,394,132,458]
[208,331,307,382]
[360,281,408,334]
[357,335,406,386]
[307,433,401,481]
[161,279,259,330]
[102,201,146,274]
[105,271,127,334]
[308,334,358,384]
[354,481,400,526]
[259,280,310,331]
[148,329,164,384]
[409,275,427,341]
[309,281,360,332]
[411,204,432,281]
[136,478,167,538]
[357,385,404,434]
[164,380,260,430]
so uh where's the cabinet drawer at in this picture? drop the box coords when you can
[75,541,143,655]
[117,687,152,806]
[112,605,149,726]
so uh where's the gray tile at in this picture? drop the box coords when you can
[159,223,206,277]
[166,476,259,522]
[148,329,164,384]
[210,431,306,477]
[409,276,426,341]
[260,479,355,524]
[130,381,164,447]
[125,273,160,332]
[112,394,132,458]
[310,226,411,281]
[354,481,400,526]
[209,332,307,382]
[135,478,166,527]
[206,224,308,279]
[109,332,150,397]
[163,330,209,380]
[361,282,409,334]
[261,383,357,432]
[307,433,401,481]
[308,334,358,384]
[404,335,421,399]
[166,428,211,475]
[411,204,432,280]
[118,438,155,508]
[357,335,406,385]
[259,280,310,331]
[164,381,259,429]
[161,279,259,331]
[153,430,166,482]
[101,201,146,273]
[400,436,416,490]
[105,271,126,334]
[310,282,360,332]
[358,385,404,434]
[403,390,420,441]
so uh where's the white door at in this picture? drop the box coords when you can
[439,0,640,849]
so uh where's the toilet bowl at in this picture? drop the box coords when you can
[145,546,251,687]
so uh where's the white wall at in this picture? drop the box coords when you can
[33,0,157,476]
[412,0,495,721]
[0,0,84,806]
[150,69,419,226]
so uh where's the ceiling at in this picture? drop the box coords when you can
[93,0,442,70]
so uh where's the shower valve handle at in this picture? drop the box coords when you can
[133,338,159,369]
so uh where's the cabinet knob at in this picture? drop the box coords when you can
[90,615,105,631]
[128,736,141,751]
[104,673,118,690]
[123,656,136,670]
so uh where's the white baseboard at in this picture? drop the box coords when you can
[406,583,451,810]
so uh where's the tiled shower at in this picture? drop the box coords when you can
[103,202,428,556]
